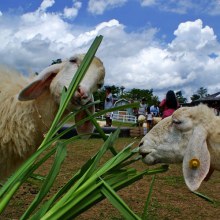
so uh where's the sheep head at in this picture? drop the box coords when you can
[17,54,105,135]
[139,105,215,191]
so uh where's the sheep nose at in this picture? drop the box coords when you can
[77,87,88,100]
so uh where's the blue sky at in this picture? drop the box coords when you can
[1,0,220,100]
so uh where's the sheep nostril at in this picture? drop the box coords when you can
[139,142,144,147]
[77,87,88,100]
[140,153,148,158]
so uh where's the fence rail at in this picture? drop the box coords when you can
[97,113,137,124]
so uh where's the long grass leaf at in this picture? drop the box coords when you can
[100,178,141,220]
[41,130,121,216]
[192,191,214,203]
[142,175,156,220]
[21,143,67,219]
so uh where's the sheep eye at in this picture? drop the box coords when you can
[69,57,77,63]
[172,119,182,125]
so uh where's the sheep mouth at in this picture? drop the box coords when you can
[71,96,92,107]
[139,149,152,159]
[139,149,159,165]
[140,152,150,159]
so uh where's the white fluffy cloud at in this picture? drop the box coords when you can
[98,19,220,99]
[63,0,82,19]
[37,0,55,13]
[1,1,220,101]
[88,0,127,15]
[140,0,220,15]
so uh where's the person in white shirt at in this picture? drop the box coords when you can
[138,98,147,116]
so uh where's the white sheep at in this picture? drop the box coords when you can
[97,120,106,127]
[0,54,105,180]
[138,115,146,123]
[152,116,162,126]
[139,104,220,191]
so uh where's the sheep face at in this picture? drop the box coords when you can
[18,55,105,109]
[139,105,213,191]
[50,55,104,110]
[17,54,105,136]
[139,116,190,165]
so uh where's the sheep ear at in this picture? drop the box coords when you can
[18,64,62,101]
[182,125,210,191]
[75,96,95,138]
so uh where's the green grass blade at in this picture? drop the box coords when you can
[192,191,215,204]
[100,178,141,220]
[142,175,156,220]
[0,182,21,213]
[31,156,98,219]
[41,181,103,220]
[21,143,67,219]
[41,130,121,216]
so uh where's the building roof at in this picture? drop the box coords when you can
[194,92,220,102]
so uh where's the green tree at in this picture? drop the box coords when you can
[94,85,159,109]
[190,87,208,101]
[124,88,159,106]
[196,87,208,98]
[190,94,200,101]
[110,85,121,98]
[176,91,187,104]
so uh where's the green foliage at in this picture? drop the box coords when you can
[196,87,208,98]
[190,94,200,101]
[94,86,160,109]
[191,87,208,101]
[175,91,187,104]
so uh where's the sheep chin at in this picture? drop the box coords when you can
[142,157,156,165]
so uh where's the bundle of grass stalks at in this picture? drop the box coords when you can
[0,36,168,220]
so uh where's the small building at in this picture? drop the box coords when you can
[189,92,220,115]
[191,92,220,107]
[113,98,133,115]
[112,99,137,123]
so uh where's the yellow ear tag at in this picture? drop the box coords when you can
[189,158,200,169]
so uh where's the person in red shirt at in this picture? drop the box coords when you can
[159,90,179,119]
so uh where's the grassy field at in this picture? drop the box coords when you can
[1,137,220,219]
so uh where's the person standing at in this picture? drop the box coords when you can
[138,98,147,117]
[150,104,159,116]
[159,90,179,119]
[104,87,114,127]
[146,106,153,130]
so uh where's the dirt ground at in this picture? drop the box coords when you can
[1,137,220,220]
